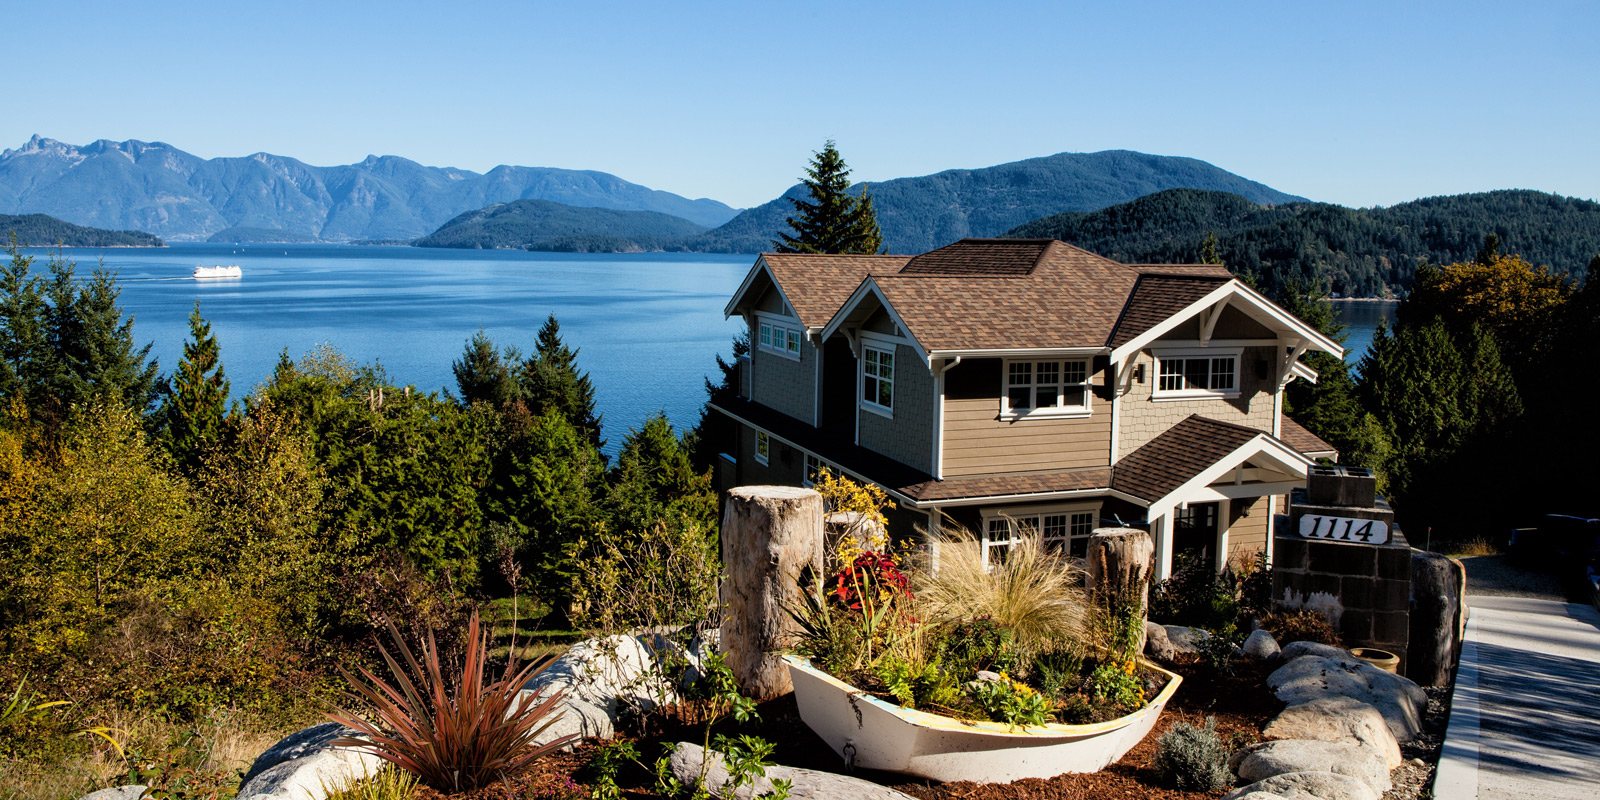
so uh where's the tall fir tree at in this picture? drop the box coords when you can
[39,254,159,413]
[452,329,518,407]
[0,238,49,404]
[157,302,230,472]
[775,141,885,255]
[519,314,604,453]
[607,413,716,538]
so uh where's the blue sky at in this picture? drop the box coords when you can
[7,0,1596,209]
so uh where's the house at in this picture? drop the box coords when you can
[709,238,1341,580]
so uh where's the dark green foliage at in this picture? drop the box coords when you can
[1006,188,1600,297]
[1153,717,1230,792]
[0,214,163,247]
[38,254,160,413]
[1278,279,1391,477]
[1148,552,1240,630]
[689,331,748,471]
[935,617,1018,677]
[414,200,706,250]
[775,141,884,255]
[156,303,230,473]
[453,329,519,408]
[0,240,49,403]
[521,315,604,453]
[607,413,716,537]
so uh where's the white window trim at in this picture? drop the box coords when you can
[755,312,802,362]
[999,357,1094,420]
[860,342,895,418]
[801,452,831,488]
[754,431,770,465]
[1151,347,1244,401]
[979,501,1102,565]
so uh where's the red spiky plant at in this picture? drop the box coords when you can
[328,610,575,792]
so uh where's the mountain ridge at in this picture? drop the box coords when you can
[413,199,706,250]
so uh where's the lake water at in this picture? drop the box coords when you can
[25,244,1399,455]
[38,244,750,456]
[1329,299,1399,368]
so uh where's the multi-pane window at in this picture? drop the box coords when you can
[758,320,800,357]
[983,510,1099,564]
[1156,354,1239,396]
[862,345,894,412]
[802,453,826,487]
[755,431,770,465]
[1005,359,1090,414]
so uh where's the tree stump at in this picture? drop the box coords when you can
[1085,527,1155,651]
[719,486,824,700]
[1407,551,1465,687]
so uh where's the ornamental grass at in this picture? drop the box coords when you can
[916,527,1092,659]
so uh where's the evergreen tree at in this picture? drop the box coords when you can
[688,331,749,470]
[39,254,159,413]
[519,315,603,452]
[452,329,518,407]
[0,238,48,403]
[1199,231,1222,265]
[774,141,885,255]
[607,413,716,538]
[157,303,230,473]
[1279,279,1390,479]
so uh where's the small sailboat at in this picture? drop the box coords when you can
[193,264,243,279]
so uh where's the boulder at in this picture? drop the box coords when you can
[1164,625,1211,654]
[1263,696,1403,770]
[668,741,917,799]
[236,723,384,800]
[1229,740,1391,794]
[1242,629,1281,661]
[78,788,148,800]
[1221,771,1380,800]
[519,634,666,748]
[1144,621,1177,661]
[1280,641,1350,661]
[1267,654,1428,741]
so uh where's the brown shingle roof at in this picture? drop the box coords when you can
[758,254,910,329]
[899,239,1052,276]
[1110,415,1265,503]
[902,467,1112,502]
[1279,416,1339,460]
[1108,273,1232,347]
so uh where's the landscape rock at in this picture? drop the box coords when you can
[1280,641,1350,661]
[1230,740,1392,794]
[1221,770,1380,800]
[669,741,917,799]
[1263,696,1403,769]
[1242,629,1281,660]
[1164,625,1212,653]
[519,634,667,748]
[1144,621,1177,660]
[77,788,148,800]
[236,723,383,800]
[1267,654,1428,741]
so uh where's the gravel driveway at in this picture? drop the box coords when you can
[1458,554,1570,600]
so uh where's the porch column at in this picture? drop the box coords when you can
[1151,511,1172,581]
[1215,497,1231,573]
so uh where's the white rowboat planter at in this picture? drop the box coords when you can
[784,655,1183,783]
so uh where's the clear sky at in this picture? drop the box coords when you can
[6,0,1595,210]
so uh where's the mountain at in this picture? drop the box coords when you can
[208,226,323,244]
[1003,188,1600,297]
[0,135,740,241]
[414,199,706,250]
[0,212,163,247]
[679,150,1305,254]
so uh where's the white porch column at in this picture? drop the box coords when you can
[1151,510,1172,581]
[1216,497,1232,573]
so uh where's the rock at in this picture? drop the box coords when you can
[1263,696,1403,770]
[1280,641,1350,661]
[973,670,1004,684]
[236,723,384,800]
[1221,770,1380,800]
[78,788,148,800]
[1144,621,1177,660]
[1409,757,1425,767]
[519,634,666,748]
[721,486,825,700]
[1267,654,1429,742]
[668,741,917,799]
[1230,740,1392,794]
[1164,625,1211,653]
[1242,629,1281,660]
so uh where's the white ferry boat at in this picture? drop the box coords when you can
[193,264,243,279]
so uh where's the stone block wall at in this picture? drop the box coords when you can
[1273,520,1412,672]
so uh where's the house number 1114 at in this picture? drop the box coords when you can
[1297,514,1390,546]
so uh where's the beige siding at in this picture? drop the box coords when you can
[1117,345,1279,460]
[941,358,1112,477]
[857,341,934,473]
[1226,495,1271,567]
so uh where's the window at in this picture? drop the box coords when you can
[1154,350,1240,398]
[1004,359,1091,416]
[862,345,894,413]
[754,431,770,465]
[982,508,1099,564]
[802,453,828,487]
[757,319,800,358]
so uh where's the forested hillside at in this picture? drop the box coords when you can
[413,199,706,250]
[0,212,163,247]
[1004,188,1600,297]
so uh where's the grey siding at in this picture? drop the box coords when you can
[749,326,816,424]
[857,341,934,473]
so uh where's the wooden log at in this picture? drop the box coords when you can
[1085,527,1155,651]
[1407,550,1465,687]
[719,486,824,700]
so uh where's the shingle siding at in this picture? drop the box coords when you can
[857,341,934,474]
[1117,345,1279,461]
[750,336,816,424]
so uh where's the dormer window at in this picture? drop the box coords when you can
[1002,359,1091,418]
[1153,348,1242,399]
[757,316,801,360]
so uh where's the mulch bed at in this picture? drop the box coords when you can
[445,655,1285,799]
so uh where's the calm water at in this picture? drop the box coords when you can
[37,244,750,456]
[1329,299,1399,366]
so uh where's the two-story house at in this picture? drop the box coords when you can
[710,238,1340,581]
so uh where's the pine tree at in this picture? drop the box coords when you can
[40,254,159,413]
[157,302,230,472]
[0,238,49,403]
[775,141,885,255]
[452,329,518,407]
[519,314,604,453]
[1199,231,1222,265]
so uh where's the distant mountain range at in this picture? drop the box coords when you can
[414,199,707,251]
[1004,188,1600,298]
[0,136,740,241]
[0,212,164,247]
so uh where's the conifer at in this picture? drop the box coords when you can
[158,302,230,472]
[520,315,604,453]
[775,141,885,255]
[0,238,48,403]
[452,329,517,407]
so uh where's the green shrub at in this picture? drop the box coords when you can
[1088,661,1144,710]
[1029,647,1086,698]
[1148,552,1240,630]
[967,678,1052,728]
[1197,625,1244,675]
[1153,717,1230,791]
[1259,609,1342,646]
[874,656,963,710]
[936,617,1018,677]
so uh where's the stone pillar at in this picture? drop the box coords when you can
[719,486,824,700]
[1407,551,1466,687]
[1085,527,1155,650]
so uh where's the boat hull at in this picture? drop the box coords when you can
[193,265,242,279]
[784,655,1180,783]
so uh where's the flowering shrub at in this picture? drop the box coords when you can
[829,551,911,610]
[813,468,892,568]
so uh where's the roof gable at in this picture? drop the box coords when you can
[726,253,908,330]
[1109,274,1234,347]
